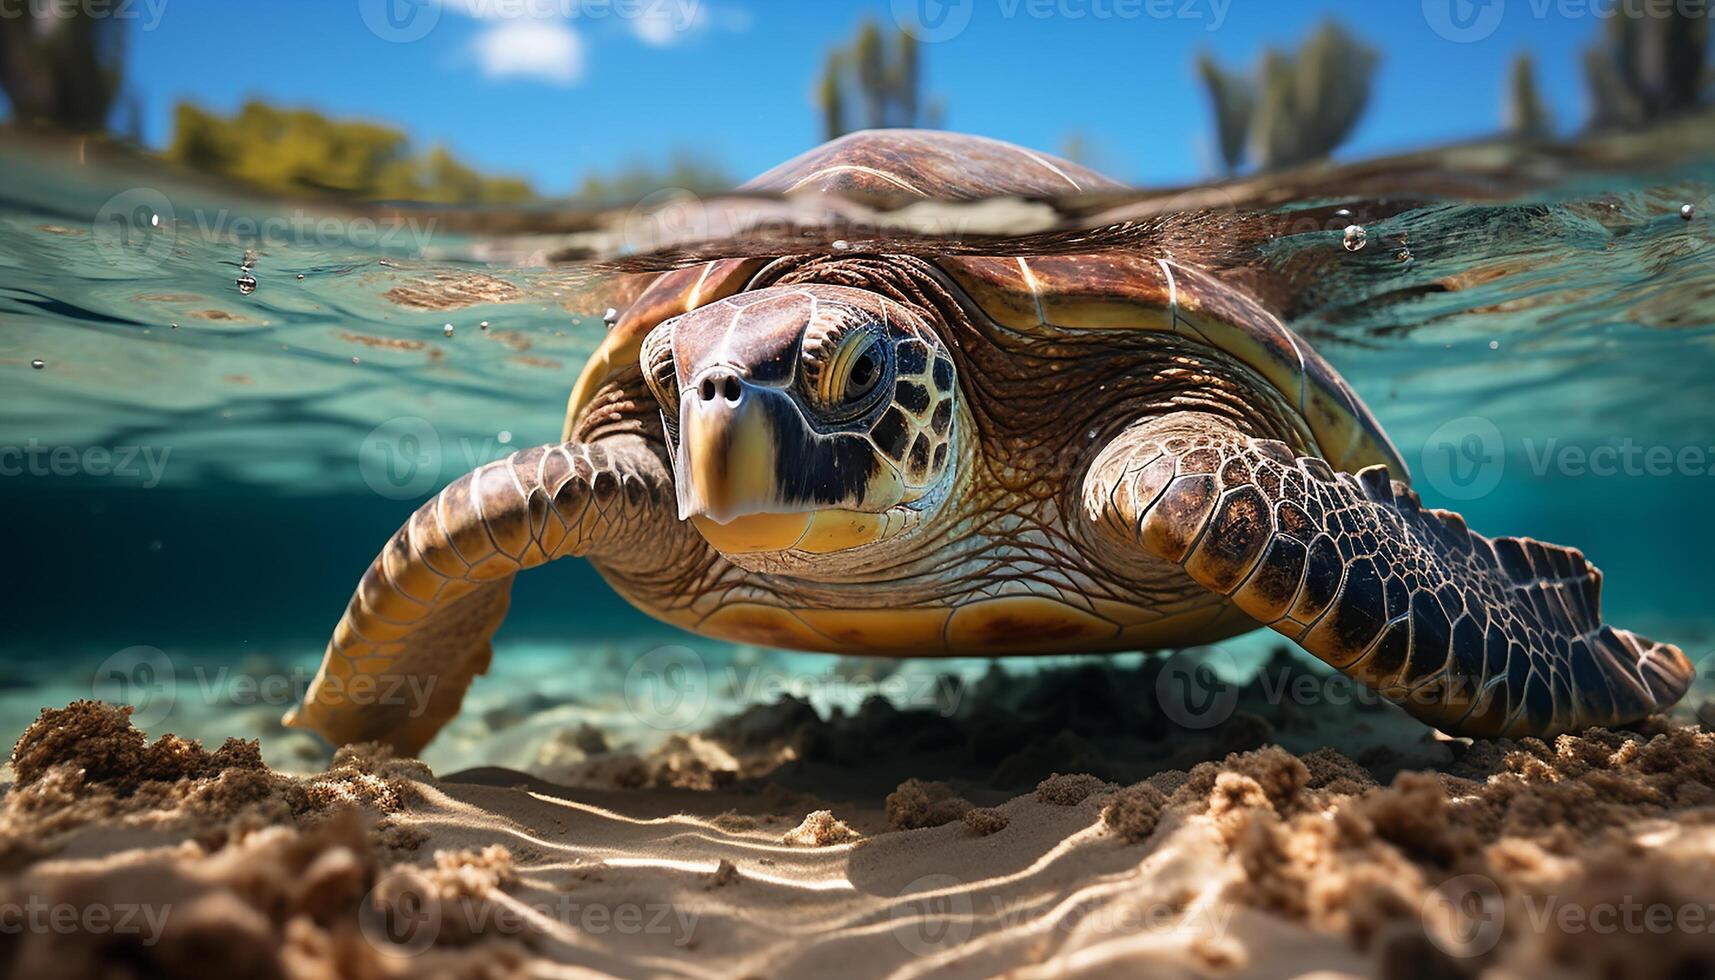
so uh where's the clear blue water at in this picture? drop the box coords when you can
[4,138,1714,769]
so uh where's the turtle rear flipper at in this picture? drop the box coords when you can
[1084,412,1693,738]
[286,438,684,755]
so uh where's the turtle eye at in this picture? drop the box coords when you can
[805,328,890,418]
[842,340,884,403]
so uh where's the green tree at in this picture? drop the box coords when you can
[164,100,534,204]
[0,7,125,131]
[574,150,733,204]
[1196,21,1377,173]
[1584,7,1709,129]
[817,18,936,138]
[1506,53,1553,141]
[1197,54,1254,174]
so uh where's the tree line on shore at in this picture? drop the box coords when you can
[0,8,1707,201]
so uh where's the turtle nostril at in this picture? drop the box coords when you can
[698,371,745,405]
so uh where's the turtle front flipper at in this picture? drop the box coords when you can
[286,437,685,754]
[1083,411,1693,738]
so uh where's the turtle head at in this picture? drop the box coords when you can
[640,283,959,560]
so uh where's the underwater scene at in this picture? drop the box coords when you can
[4,2,1715,978]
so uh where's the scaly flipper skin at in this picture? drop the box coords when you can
[1084,412,1693,738]
[286,436,680,754]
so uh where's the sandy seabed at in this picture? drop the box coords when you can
[2,649,1714,980]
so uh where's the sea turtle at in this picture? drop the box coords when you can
[287,131,1693,754]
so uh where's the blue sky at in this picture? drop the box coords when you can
[112,0,1602,193]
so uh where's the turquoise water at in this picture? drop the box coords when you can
[4,139,1714,769]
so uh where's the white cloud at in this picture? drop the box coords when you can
[628,2,753,47]
[471,19,585,85]
[629,1,705,46]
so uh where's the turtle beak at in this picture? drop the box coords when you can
[676,371,821,553]
[675,369,785,524]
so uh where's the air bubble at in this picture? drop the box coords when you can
[236,272,258,295]
[1342,225,1368,252]
[30,359,45,370]
[443,323,455,337]
[602,308,619,329]
[1682,203,1697,220]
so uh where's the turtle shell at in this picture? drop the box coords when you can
[742,128,1120,201]
[566,132,1406,482]
[937,251,1407,480]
